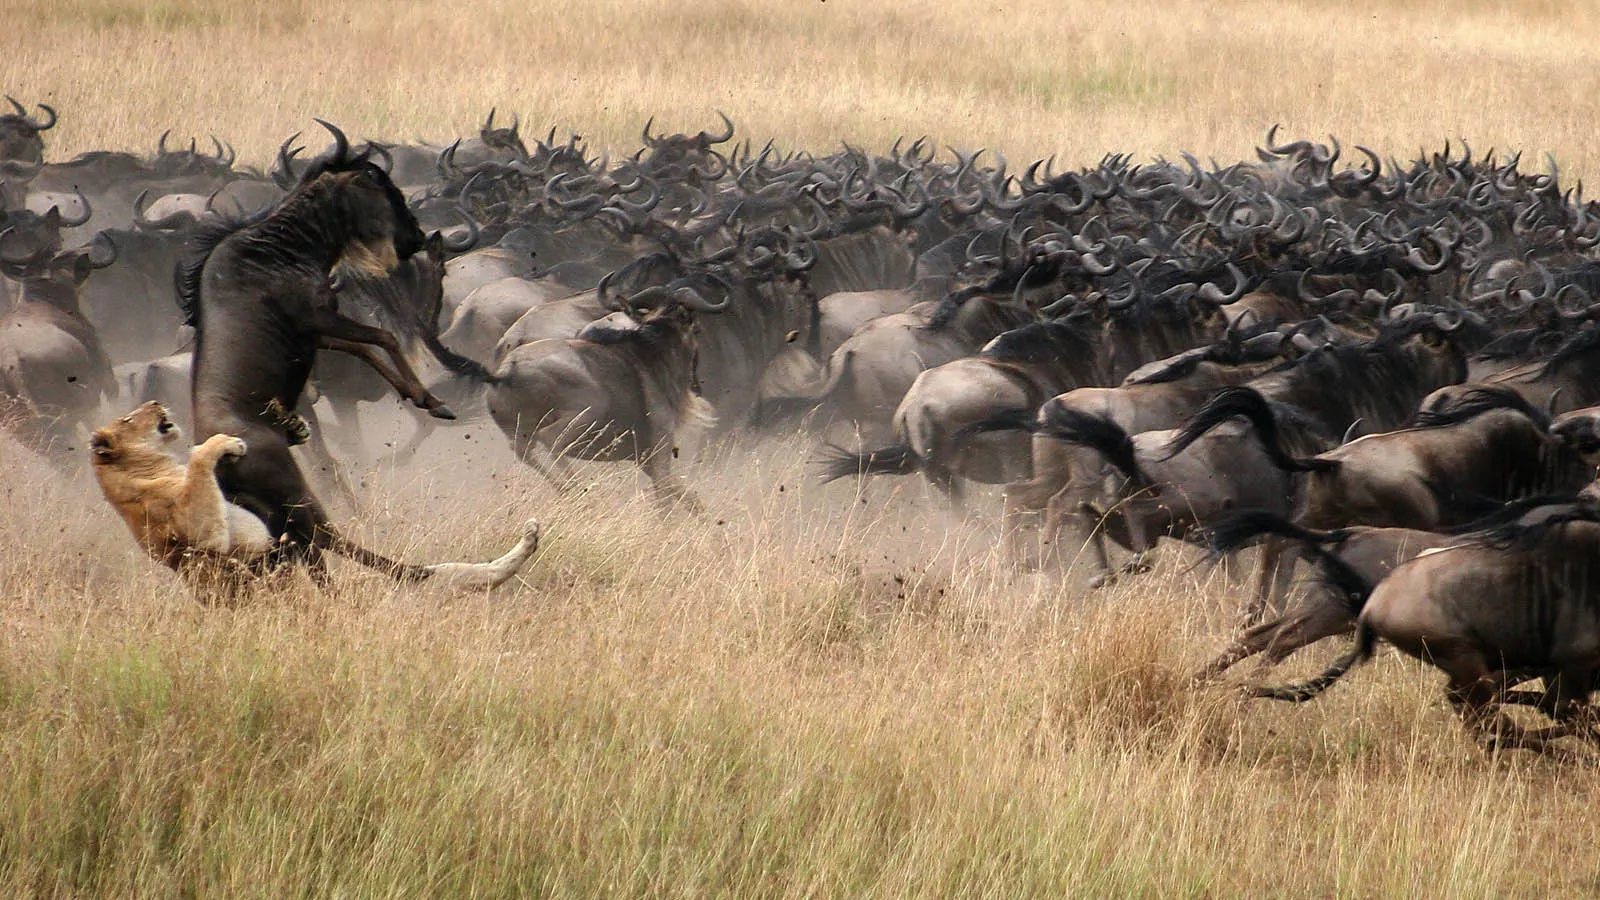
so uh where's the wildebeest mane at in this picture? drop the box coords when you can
[1126,329,1284,386]
[979,318,1099,365]
[1475,326,1566,363]
[1412,385,1550,431]
[175,206,273,326]
[1535,325,1600,380]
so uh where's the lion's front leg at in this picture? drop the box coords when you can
[178,434,249,553]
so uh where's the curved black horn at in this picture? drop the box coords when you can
[1196,262,1247,305]
[313,118,351,163]
[671,281,731,312]
[56,188,93,227]
[704,110,735,145]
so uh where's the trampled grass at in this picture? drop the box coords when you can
[9,0,1600,895]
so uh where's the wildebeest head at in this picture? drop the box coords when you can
[0,96,53,174]
[293,120,427,282]
[0,206,70,274]
[3,231,118,302]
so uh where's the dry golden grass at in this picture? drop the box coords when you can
[11,0,1600,895]
[7,0,1600,178]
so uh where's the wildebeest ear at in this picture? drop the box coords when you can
[69,251,94,284]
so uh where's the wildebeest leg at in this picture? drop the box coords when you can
[1192,587,1356,683]
[1077,502,1122,588]
[925,463,965,513]
[1443,655,1576,752]
[311,313,454,419]
[641,448,703,514]
[293,402,361,510]
[1243,537,1297,626]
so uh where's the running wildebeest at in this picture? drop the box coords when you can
[183,120,536,585]
[1254,502,1600,752]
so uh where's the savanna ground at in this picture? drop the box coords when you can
[7,0,1600,895]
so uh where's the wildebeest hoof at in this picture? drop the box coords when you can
[426,404,457,421]
[1088,572,1114,590]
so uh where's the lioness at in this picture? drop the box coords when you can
[90,400,275,571]
[90,401,542,597]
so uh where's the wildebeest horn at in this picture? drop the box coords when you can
[368,141,394,173]
[4,96,24,118]
[438,207,480,253]
[87,230,118,269]
[1431,309,1465,332]
[1290,332,1319,353]
[0,227,37,265]
[622,284,671,310]
[1040,293,1078,316]
[701,111,735,145]
[596,271,621,311]
[1548,387,1565,417]
[671,282,731,312]
[56,188,92,227]
[1405,230,1452,274]
[641,116,658,148]
[1197,262,1246,305]
[157,129,171,155]
[29,101,56,131]
[1341,419,1363,444]
[275,132,304,187]
[785,232,819,272]
[313,118,351,163]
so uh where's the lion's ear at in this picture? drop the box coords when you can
[90,433,116,461]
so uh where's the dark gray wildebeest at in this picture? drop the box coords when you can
[1252,503,1600,752]
[815,315,1111,506]
[1187,385,1592,534]
[0,97,54,206]
[1193,511,1458,683]
[784,261,1065,445]
[182,120,538,588]
[486,275,726,509]
[1418,324,1600,419]
[980,330,1297,567]
[1002,316,1480,592]
[1,233,119,457]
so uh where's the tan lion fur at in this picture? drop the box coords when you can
[89,401,273,572]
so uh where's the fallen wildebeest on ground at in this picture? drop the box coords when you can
[182,120,538,586]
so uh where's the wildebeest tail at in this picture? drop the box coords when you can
[423,332,499,384]
[951,407,1039,446]
[1035,405,1148,487]
[1203,511,1370,613]
[1250,619,1377,702]
[815,443,919,483]
[1162,386,1338,472]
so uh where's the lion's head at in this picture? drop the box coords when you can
[90,401,184,468]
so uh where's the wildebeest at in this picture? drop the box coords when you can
[992,330,1297,567]
[1193,511,1456,681]
[816,315,1111,505]
[1255,504,1600,751]
[486,276,725,508]
[0,233,119,456]
[183,121,523,583]
[1189,385,1591,533]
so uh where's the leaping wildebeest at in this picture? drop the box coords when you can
[182,120,538,586]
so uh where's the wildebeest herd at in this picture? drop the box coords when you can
[10,96,1600,751]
